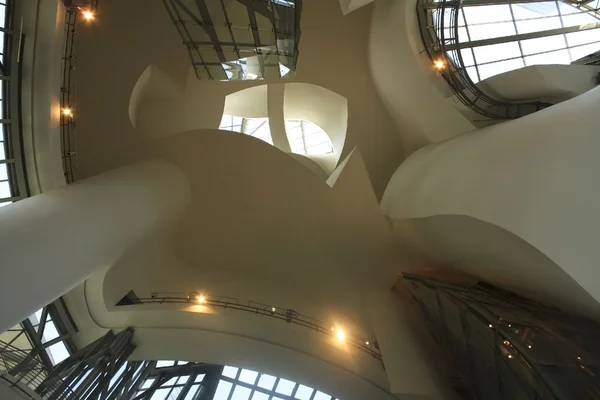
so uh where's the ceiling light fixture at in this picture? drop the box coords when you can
[82,10,95,21]
[62,108,72,117]
[197,295,206,304]
[365,341,369,346]
[434,60,446,70]
[336,329,345,341]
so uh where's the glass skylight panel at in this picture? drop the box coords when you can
[473,42,521,64]
[460,49,475,66]
[239,369,259,385]
[569,41,600,59]
[251,392,270,400]
[195,374,205,383]
[313,391,333,400]
[468,22,516,41]
[295,384,314,400]
[520,35,567,55]
[41,321,60,343]
[46,342,70,365]
[184,386,201,400]
[516,16,562,34]
[463,5,512,24]
[566,28,600,46]
[156,360,175,368]
[477,58,525,80]
[231,385,252,400]
[223,366,239,379]
[257,374,277,390]
[214,380,234,400]
[511,2,558,19]
[466,67,480,83]
[275,378,296,396]
[141,379,155,389]
[150,388,171,400]
[561,12,599,26]
[525,49,571,65]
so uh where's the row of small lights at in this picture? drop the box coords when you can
[61,8,96,119]
[489,323,585,367]
[191,293,371,347]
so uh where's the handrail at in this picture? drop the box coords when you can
[417,0,552,119]
[3,0,31,204]
[122,293,383,361]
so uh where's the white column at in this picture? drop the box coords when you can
[0,159,190,332]
[369,290,453,399]
[267,84,292,153]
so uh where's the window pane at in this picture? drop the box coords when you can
[477,58,525,80]
[561,12,599,27]
[42,321,60,343]
[150,388,171,400]
[252,392,270,400]
[524,49,571,65]
[141,379,155,389]
[156,361,175,368]
[468,22,516,40]
[516,17,562,34]
[473,42,521,64]
[195,374,205,383]
[569,41,600,60]
[46,342,70,365]
[520,35,567,55]
[463,5,513,24]
[239,369,259,385]
[295,384,314,400]
[214,380,233,400]
[257,374,277,391]
[313,391,332,400]
[466,66,479,83]
[275,378,296,396]
[177,375,190,385]
[184,385,201,400]
[222,366,239,379]
[230,385,252,400]
[460,49,475,66]
[511,2,558,19]
[566,28,600,47]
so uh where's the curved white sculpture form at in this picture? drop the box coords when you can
[381,86,600,312]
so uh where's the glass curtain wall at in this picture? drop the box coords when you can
[434,0,600,82]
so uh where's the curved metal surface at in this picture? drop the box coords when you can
[417,0,552,119]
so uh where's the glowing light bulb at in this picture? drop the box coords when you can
[577,356,582,360]
[489,324,493,328]
[197,295,205,304]
[434,60,446,70]
[507,354,513,359]
[62,108,72,117]
[82,10,94,21]
[528,345,532,349]
[365,341,369,346]
[336,329,345,341]
[271,307,276,312]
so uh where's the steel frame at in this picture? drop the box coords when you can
[118,292,382,361]
[162,0,302,80]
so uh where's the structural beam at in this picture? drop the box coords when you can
[445,22,600,50]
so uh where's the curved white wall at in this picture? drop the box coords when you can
[477,64,600,103]
[369,0,475,153]
[381,86,600,312]
[17,0,67,193]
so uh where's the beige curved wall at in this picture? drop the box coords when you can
[369,0,475,154]
[381,87,600,313]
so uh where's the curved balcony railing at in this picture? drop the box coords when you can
[1,0,31,206]
[116,291,383,361]
[417,0,551,119]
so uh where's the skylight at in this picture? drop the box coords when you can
[435,0,600,82]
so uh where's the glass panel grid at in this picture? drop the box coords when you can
[444,0,600,81]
